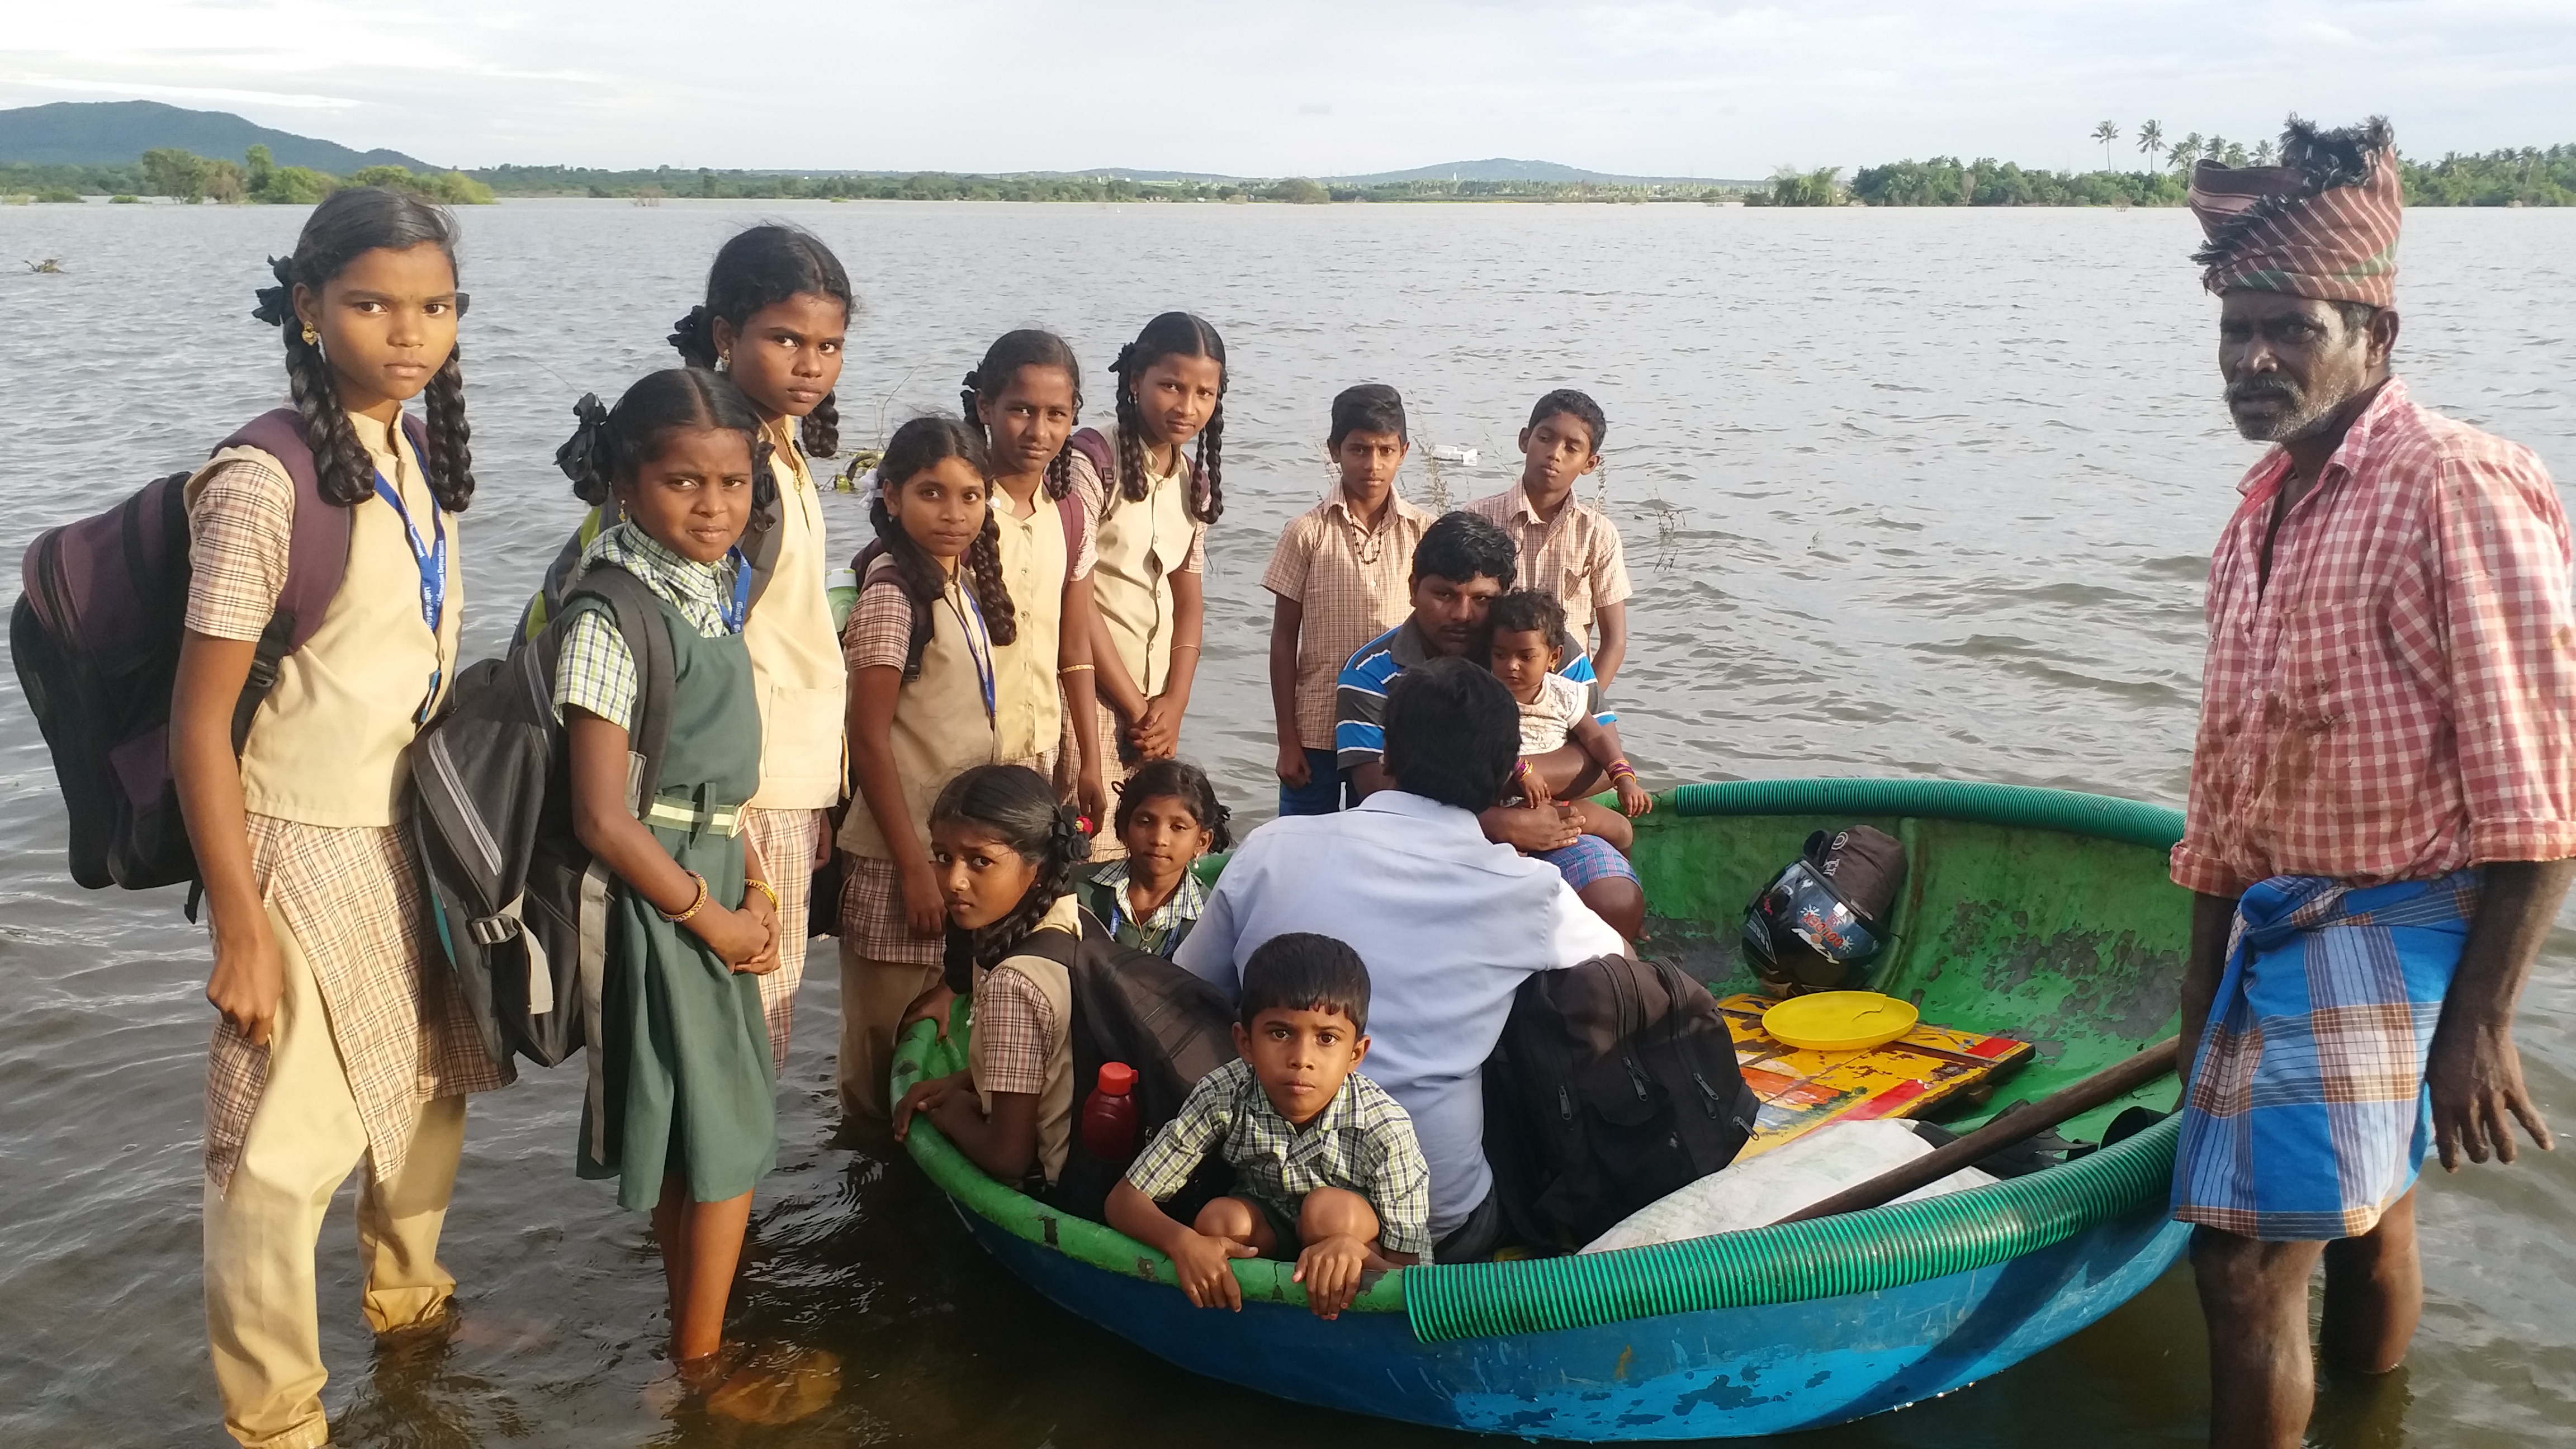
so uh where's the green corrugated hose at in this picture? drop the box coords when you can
[1402,1114,2179,1342]
[1663,778,2184,850]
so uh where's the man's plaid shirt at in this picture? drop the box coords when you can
[2174,378,2576,896]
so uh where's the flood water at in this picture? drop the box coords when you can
[3,197,2572,1447]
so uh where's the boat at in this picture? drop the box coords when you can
[1426,443,1479,466]
[892,776,2194,1440]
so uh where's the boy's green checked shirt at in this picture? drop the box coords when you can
[1125,1057,1433,1257]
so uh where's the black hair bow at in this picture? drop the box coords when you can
[250,255,296,328]
[667,305,716,366]
[555,392,613,490]
[1109,342,1138,376]
[1053,804,1095,863]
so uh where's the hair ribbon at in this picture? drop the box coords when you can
[553,392,612,484]
[250,254,296,328]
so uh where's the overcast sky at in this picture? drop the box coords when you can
[6,1,2572,177]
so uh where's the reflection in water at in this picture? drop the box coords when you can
[0,200,2571,1446]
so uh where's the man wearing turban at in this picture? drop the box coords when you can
[2169,117,2576,1448]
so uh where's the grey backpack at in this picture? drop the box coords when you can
[410,566,674,1069]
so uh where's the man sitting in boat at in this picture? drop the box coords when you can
[1177,656,1629,1261]
[2168,116,2576,1449]
[1332,510,1644,938]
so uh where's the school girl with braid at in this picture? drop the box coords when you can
[552,368,785,1391]
[962,329,1110,832]
[520,227,853,1077]
[834,416,1016,1122]
[891,764,1093,1192]
[662,226,854,1076]
[1068,312,1228,861]
[171,187,510,1449]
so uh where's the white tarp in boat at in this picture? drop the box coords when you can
[1579,1119,1997,1254]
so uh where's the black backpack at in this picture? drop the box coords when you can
[409,566,675,1069]
[12,410,419,903]
[1483,953,1759,1253]
[1003,907,1239,1221]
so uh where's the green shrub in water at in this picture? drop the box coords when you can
[111,193,141,204]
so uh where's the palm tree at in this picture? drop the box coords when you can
[2092,120,2121,171]
[2172,132,2205,173]
[2253,139,2276,166]
[2137,120,2165,167]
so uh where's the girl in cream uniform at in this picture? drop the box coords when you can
[667,225,856,1072]
[174,188,510,1449]
[1068,312,1230,861]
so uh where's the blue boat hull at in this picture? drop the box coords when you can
[960,1200,2190,1440]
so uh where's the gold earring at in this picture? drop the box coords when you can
[300,324,319,345]
[718,350,731,367]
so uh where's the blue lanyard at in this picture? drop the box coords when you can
[721,547,751,633]
[371,469,446,722]
[945,580,997,723]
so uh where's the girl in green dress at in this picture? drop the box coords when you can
[553,368,783,1375]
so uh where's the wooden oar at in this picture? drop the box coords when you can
[1769,1036,2180,1226]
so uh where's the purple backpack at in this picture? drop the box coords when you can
[9,408,418,898]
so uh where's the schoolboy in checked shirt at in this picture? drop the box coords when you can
[1107,933,1429,1320]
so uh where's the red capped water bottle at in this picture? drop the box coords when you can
[1081,1062,1140,1163]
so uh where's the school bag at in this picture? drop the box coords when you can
[996,906,1240,1222]
[1482,952,1760,1253]
[11,409,425,901]
[408,566,676,1069]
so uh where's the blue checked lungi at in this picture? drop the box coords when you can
[2171,869,2480,1242]
[1537,833,1638,891]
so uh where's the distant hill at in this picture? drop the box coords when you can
[0,101,434,172]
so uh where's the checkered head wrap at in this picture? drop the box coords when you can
[2189,116,2402,307]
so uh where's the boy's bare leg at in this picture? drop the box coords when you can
[2193,1225,2327,1449]
[1192,1196,1281,1257]
[1298,1186,1384,1257]
[2321,1188,2423,1375]
[1570,798,1633,852]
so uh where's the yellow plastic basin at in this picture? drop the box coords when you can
[1761,992,1920,1053]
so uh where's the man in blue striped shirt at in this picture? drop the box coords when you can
[1333,511,1642,935]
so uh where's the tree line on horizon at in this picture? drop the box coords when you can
[1,144,493,206]
[7,139,2571,210]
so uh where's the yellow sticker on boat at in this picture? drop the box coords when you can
[1720,993,2034,1159]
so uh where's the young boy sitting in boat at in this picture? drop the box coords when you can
[1106,934,1430,1319]
[1485,589,1650,851]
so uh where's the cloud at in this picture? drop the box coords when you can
[2,0,2569,174]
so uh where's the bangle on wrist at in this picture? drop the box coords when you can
[744,878,780,912]
[659,871,709,924]
[1058,662,1096,675]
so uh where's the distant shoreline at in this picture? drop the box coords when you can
[6,142,2570,210]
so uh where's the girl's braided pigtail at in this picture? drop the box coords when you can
[422,345,475,511]
[962,510,1019,648]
